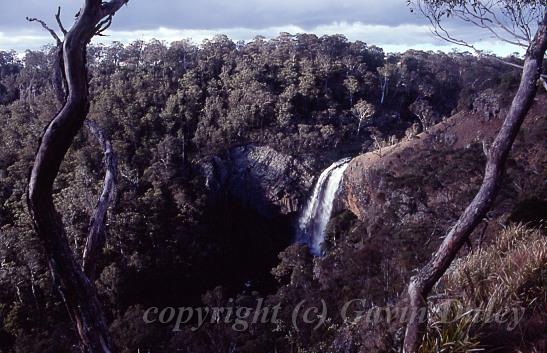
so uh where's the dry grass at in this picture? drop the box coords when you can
[443,224,546,310]
[419,224,547,353]
[420,300,484,353]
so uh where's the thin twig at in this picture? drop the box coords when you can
[55,7,68,35]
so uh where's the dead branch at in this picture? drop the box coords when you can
[26,17,61,45]
[56,7,68,35]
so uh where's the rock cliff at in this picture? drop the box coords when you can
[199,144,316,218]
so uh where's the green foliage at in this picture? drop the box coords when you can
[0,34,527,352]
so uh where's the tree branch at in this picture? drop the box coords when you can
[25,16,68,105]
[480,3,532,44]
[487,56,547,91]
[95,15,113,36]
[413,0,541,50]
[55,7,68,35]
[33,5,121,289]
[32,9,120,282]
[541,76,547,91]
[26,16,61,45]
[414,0,546,92]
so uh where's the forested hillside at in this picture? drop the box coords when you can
[0,33,541,353]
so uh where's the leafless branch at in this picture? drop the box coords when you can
[26,16,61,45]
[413,0,543,50]
[55,7,68,35]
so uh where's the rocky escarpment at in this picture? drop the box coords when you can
[303,95,546,353]
[340,95,547,245]
[199,144,316,218]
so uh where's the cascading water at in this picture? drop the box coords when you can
[297,158,351,255]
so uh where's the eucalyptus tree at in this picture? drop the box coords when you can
[352,99,376,134]
[25,1,128,352]
[403,1,546,352]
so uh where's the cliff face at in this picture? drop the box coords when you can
[199,144,316,218]
[340,95,547,241]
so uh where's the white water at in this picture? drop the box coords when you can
[297,158,351,255]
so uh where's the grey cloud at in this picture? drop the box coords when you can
[0,0,524,56]
[0,0,426,32]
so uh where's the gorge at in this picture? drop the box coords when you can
[0,32,545,353]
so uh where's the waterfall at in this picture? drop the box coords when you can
[297,158,351,255]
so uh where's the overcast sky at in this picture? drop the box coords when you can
[0,0,525,55]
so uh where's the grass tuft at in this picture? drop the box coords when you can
[419,224,546,353]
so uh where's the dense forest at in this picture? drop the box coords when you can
[0,33,544,352]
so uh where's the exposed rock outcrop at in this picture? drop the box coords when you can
[199,144,316,218]
[340,96,547,241]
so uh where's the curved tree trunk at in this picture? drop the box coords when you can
[50,38,118,282]
[43,22,119,283]
[26,1,127,352]
[403,13,547,353]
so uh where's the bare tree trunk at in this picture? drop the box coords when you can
[26,1,127,352]
[403,14,547,353]
[380,74,388,105]
[83,120,118,280]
